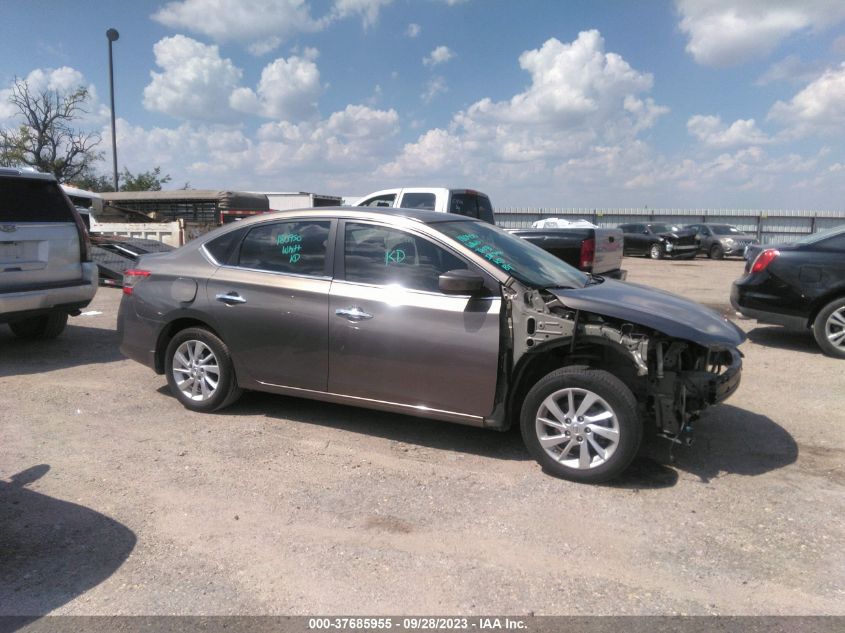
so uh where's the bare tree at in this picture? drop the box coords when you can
[0,77,102,183]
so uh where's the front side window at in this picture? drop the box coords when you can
[344,222,468,292]
[237,220,330,276]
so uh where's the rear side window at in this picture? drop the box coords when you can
[237,220,331,276]
[0,178,75,222]
[204,227,248,265]
[400,192,436,210]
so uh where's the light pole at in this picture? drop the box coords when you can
[106,28,120,191]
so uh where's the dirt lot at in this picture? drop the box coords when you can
[1,257,843,616]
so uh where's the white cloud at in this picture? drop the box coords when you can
[423,46,455,67]
[756,55,827,86]
[330,0,393,28]
[687,115,771,147]
[382,30,668,184]
[676,0,845,66]
[143,36,242,121]
[152,0,321,54]
[406,23,421,38]
[421,76,447,102]
[230,51,322,121]
[768,62,845,137]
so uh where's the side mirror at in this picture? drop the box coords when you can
[642,229,649,235]
[439,269,485,295]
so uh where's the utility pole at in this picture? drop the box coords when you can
[107,28,120,191]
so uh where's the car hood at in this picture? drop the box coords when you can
[550,279,746,347]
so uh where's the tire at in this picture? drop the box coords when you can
[813,297,845,359]
[649,243,664,260]
[165,327,242,412]
[9,311,68,339]
[520,367,642,483]
[710,243,724,260]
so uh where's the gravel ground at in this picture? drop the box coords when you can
[1,256,843,616]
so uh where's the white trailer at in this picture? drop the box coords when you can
[260,191,343,211]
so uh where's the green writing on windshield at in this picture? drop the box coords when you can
[456,233,514,272]
[276,233,302,263]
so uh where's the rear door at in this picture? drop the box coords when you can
[0,177,83,292]
[328,220,502,418]
[205,218,333,389]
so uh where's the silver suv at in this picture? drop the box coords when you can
[1,168,97,339]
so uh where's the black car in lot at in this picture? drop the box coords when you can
[685,223,758,259]
[732,225,845,358]
[618,223,698,260]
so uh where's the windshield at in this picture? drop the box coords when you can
[650,224,682,233]
[793,224,845,245]
[711,225,743,235]
[436,220,589,289]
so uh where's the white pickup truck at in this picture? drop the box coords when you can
[353,187,495,224]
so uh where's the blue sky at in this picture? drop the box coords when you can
[2,0,845,208]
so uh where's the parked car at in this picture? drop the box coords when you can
[685,223,758,259]
[0,168,97,339]
[618,223,698,259]
[732,225,845,358]
[119,207,744,483]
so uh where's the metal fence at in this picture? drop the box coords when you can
[493,208,845,244]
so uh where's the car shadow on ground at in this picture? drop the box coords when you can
[648,404,799,484]
[0,465,136,626]
[0,324,124,377]
[745,325,821,355]
[214,394,797,489]
[216,391,533,462]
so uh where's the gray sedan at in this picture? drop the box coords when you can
[119,208,744,483]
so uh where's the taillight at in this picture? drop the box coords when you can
[751,249,779,274]
[579,238,596,270]
[123,269,151,295]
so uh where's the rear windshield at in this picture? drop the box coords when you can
[449,193,495,224]
[0,178,75,222]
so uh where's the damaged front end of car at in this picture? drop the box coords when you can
[496,279,743,446]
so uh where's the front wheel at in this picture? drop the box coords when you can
[165,327,242,412]
[710,243,724,260]
[520,367,642,483]
[649,243,664,259]
[813,298,845,359]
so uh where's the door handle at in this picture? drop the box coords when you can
[216,292,247,305]
[335,306,373,322]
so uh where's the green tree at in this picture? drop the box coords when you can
[72,166,173,192]
[0,77,101,182]
[119,166,172,191]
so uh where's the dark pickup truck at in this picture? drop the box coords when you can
[509,227,627,279]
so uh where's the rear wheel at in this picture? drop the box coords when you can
[165,327,242,411]
[813,298,845,359]
[649,243,663,259]
[710,243,724,260]
[9,311,68,339]
[520,367,641,483]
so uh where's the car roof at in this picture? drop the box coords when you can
[0,168,57,182]
[218,206,469,227]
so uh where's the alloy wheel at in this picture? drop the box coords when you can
[534,387,620,470]
[825,307,845,351]
[171,340,221,402]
